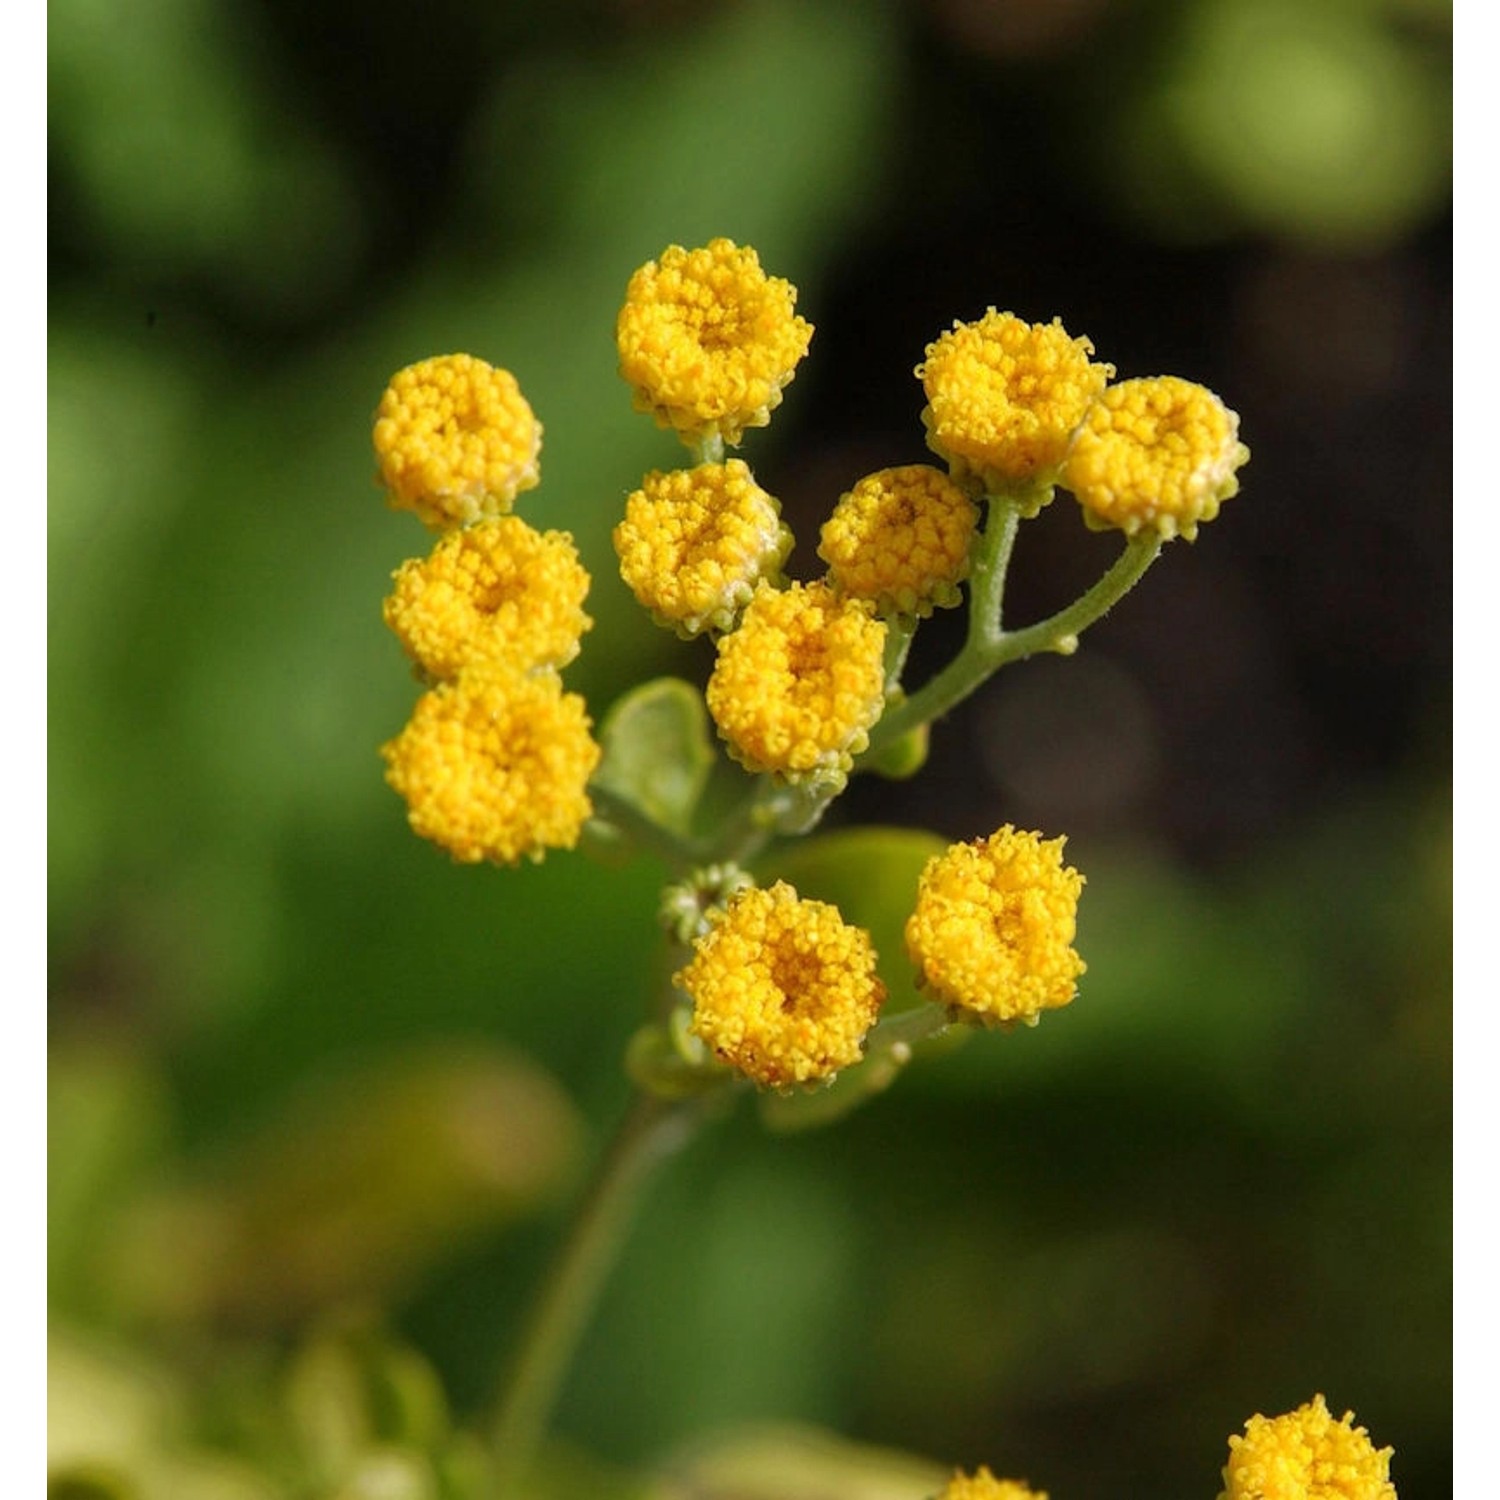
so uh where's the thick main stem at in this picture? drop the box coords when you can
[490,1089,703,1497]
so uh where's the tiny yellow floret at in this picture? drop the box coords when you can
[1062,375,1249,541]
[614,460,792,635]
[384,516,592,680]
[936,1467,1048,1500]
[917,310,1112,504]
[374,353,542,529]
[380,663,599,865]
[706,580,887,790]
[616,238,814,448]
[818,464,980,619]
[906,826,1085,1026]
[676,881,886,1088]
[1219,1395,1396,1500]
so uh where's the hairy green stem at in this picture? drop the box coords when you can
[864,524,1161,757]
[490,1090,706,1496]
[585,782,706,873]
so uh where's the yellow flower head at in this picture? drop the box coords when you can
[614,460,793,636]
[937,1468,1048,1500]
[818,464,980,619]
[384,516,592,680]
[905,826,1085,1026]
[675,881,886,1088]
[381,663,600,865]
[1219,1395,1396,1500]
[917,310,1112,504]
[616,238,814,448]
[1061,375,1250,541]
[705,580,887,790]
[373,353,542,529]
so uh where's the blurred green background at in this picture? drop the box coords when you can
[50,0,1450,1496]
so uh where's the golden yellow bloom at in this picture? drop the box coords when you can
[614,460,792,636]
[936,1467,1047,1500]
[381,663,599,865]
[917,310,1112,504]
[373,353,542,529]
[384,516,592,680]
[705,580,887,789]
[905,826,1085,1025]
[818,464,980,619]
[616,238,814,447]
[1061,375,1250,541]
[1219,1395,1396,1500]
[676,881,886,1087]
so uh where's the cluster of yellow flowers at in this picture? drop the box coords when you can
[935,1469,1045,1500]
[932,1395,1397,1500]
[368,241,1243,1090]
[365,249,1397,1500]
[918,308,1249,531]
[1219,1395,1397,1500]
[374,354,600,865]
[670,825,1085,1089]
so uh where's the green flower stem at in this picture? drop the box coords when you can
[994,530,1162,663]
[586,782,706,873]
[490,1089,708,1497]
[882,617,918,694]
[712,776,801,866]
[869,1001,954,1055]
[863,525,1162,758]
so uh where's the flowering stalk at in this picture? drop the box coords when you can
[489,1090,711,1497]
[369,242,1260,1499]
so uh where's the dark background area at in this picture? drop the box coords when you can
[50,1,1451,1495]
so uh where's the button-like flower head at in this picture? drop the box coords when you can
[706,580,887,791]
[936,1469,1048,1500]
[384,516,592,681]
[1219,1395,1396,1500]
[616,239,814,448]
[818,464,980,619]
[381,663,599,865]
[1061,375,1249,541]
[917,310,1112,504]
[374,354,542,530]
[905,826,1085,1026]
[676,881,886,1088]
[614,460,792,636]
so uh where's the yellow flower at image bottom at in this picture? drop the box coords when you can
[706,580,887,788]
[1219,1395,1396,1500]
[818,463,979,619]
[1061,375,1249,541]
[905,826,1085,1025]
[616,238,814,447]
[676,881,886,1088]
[373,353,542,529]
[936,1468,1047,1500]
[381,664,599,865]
[917,309,1111,502]
[384,515,592,680]
[614,460,791,636]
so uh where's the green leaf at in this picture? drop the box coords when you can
[594,678,716,837]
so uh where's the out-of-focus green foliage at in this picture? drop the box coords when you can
[49,0,362,312]
[1102,0,1450,247]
